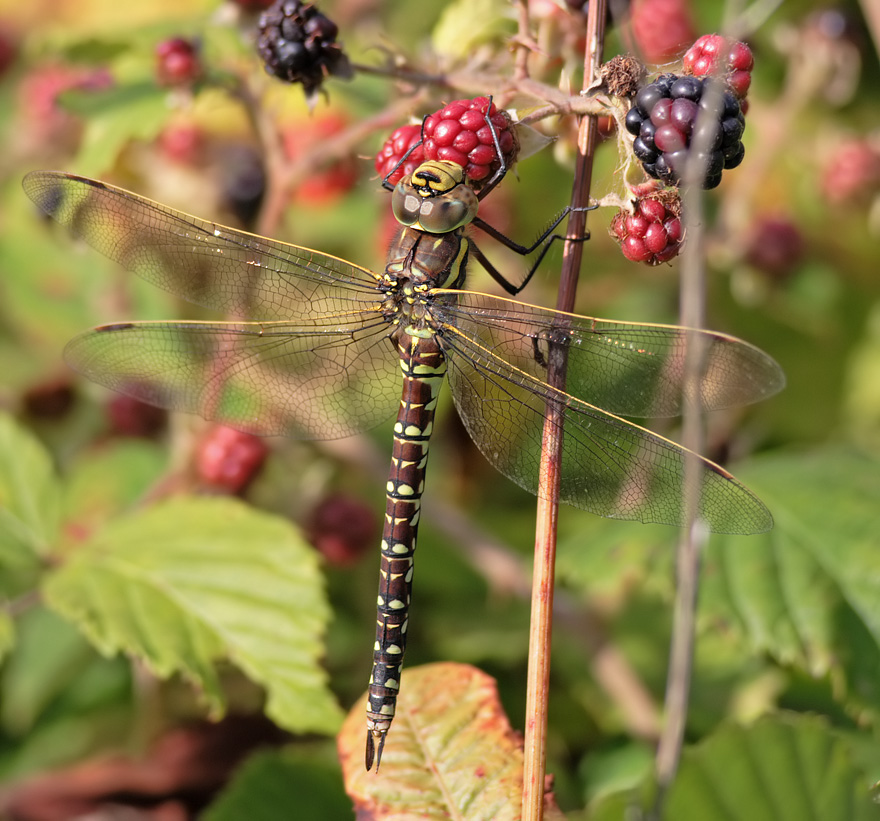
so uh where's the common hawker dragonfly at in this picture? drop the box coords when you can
[23,160,783,770]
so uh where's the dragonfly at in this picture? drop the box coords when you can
[23,155,783,771]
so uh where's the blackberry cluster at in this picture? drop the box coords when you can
[257,0,352,100]
[610,193,683,265]
[625,74,745,190]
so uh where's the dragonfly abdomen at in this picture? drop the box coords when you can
[365,331,447,770]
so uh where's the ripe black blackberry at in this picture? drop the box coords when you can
[257,0,352,101]
[625,73,745,189]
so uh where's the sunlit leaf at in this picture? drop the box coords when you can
[43,496,342,735]
[663,713,880,820]
[431,0,514,61]
[0,412,61,569]
[339,662,566,820]
[705,449,880,714]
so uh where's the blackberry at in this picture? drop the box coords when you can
[609,192,683,265]
[155,37,201,87]
[422,96,517,187]
[257,0,352,101]
[196,425,269,494]
[624,74,745,189]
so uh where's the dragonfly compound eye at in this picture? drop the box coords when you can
[391,178,477,233]
[391,182,423,227]
[415,189,478,233]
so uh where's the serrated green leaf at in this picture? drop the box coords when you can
[431,0,514,61]
[203,747,351,821]
[704,449,880,713]
[339,662,567,821]
[43,496,342,735]
[0,412,61,571]
[663,714,880,820]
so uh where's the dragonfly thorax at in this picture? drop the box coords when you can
[392,160,478,234]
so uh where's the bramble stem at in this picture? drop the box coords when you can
[521,2,606,819]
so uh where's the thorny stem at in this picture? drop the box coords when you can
[521,2,606,819]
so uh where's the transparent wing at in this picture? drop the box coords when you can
[432,291,784,417]
[438,318,774,535]
[22,171,382,321]
[65,315,400,439]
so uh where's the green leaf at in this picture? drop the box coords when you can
[0,609,14,665]
[0,412,61,571]
[69,82,171,177]
[203,747,351,821]
[431,0,514,61]
[704,449,880,713]
[61,439,167,545]
[339,662,567,821]
[43,496,342,735]
[663,714,880,820]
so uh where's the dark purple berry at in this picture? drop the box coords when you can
[625,107,645,135]
[670,76,702,101]
[633,136,658,162]
[654,124,686,153]
[670,98,698,133]
[723,141,745,168]
[650,97,673,125]
[639,118,657,146]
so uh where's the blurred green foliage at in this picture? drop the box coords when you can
[0,0,879,818]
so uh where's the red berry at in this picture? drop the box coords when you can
[821,138,880,204]
[156,37,201,87]
[375,123,425,185]
[422,96,517,187]
[306,493,378,567]
[682,35,753,100]
[158,122,204,165]
[106,395,167,438]
[609,193,683,265]
[196,425,269,493]
[630,0,697,63]
[744,216,804,280]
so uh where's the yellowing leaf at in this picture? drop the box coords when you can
[339,662,566,820]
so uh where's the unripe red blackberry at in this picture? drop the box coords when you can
[307,493,378,567]
[625,73,745,189]
[106,394,167,438]
[744,216,804,281]
[682,34,753,100]
[374,123,425,185]
[257,0,352,101]
[155,38,201,87]
[630,0,696,63]
[609,192,683,265]
[422,97,518,187]
[196,425,269,493]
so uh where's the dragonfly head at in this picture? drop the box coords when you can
[391,160,478,234]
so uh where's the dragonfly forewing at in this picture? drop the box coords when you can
[22,171,383,322]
